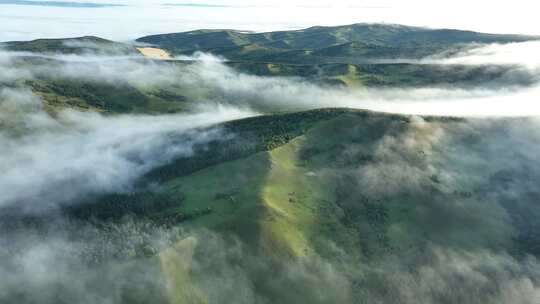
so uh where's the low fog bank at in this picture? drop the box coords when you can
[368,117,540,303]
[0,216,176,304]
[2,221,540,304]
[1,111,540,303]
[432,41,540,66]
[186,63,540,117]
[275,114,540,303]
[364,41,540,66]
[324,115,540,251]
[177,41,540,116]
[2,39,540,304]
[0,87,255,211]
[2,41,540,117]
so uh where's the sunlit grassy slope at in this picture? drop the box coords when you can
[5,107,540,304]
[150,111,441,259]
[148,111,390,304]
[70,107,536,260]
[99,108,540,304]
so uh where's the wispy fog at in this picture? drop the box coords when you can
[0,87,254,210]
[2,37,540,304]
[431,41,540,66]
[2,41,540,117]
[0,39,538,211]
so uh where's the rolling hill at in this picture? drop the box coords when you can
[2,23,540,304]
[3,41,537,116]
[3,108,540,303]
[1,24,537,115]
[1,36,138,55]
[137,23,539,63]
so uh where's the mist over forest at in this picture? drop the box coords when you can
[1,21,540,304]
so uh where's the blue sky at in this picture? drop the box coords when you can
[0,0,538,41]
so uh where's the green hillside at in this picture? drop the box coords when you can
[137,24,538,63]
[4,56,534,117]
[4,109,540,303]
[84,110,540,303]
[1,24,536,116]
[21,61,536,115]
[1,36,139,55]
[227,61,532,88]
[25,76,189,114]
[2,24,540,304]
[70,108,538,261]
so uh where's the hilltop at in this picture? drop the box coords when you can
[3,108,540,303]
[137,23,539,63]
[1,36,138,55]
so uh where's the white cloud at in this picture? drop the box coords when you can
[2,41,540,118]
[0,87,255,209]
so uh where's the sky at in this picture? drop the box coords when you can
[0,0,539,42]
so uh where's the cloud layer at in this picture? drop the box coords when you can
[0,87,254,210]
[1,37,540,303]
[2,41,540,117]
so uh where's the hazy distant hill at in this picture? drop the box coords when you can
[137,24,539,63]
[2,24,537,108]
[2,24,537,116]
[1,36,138,55]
